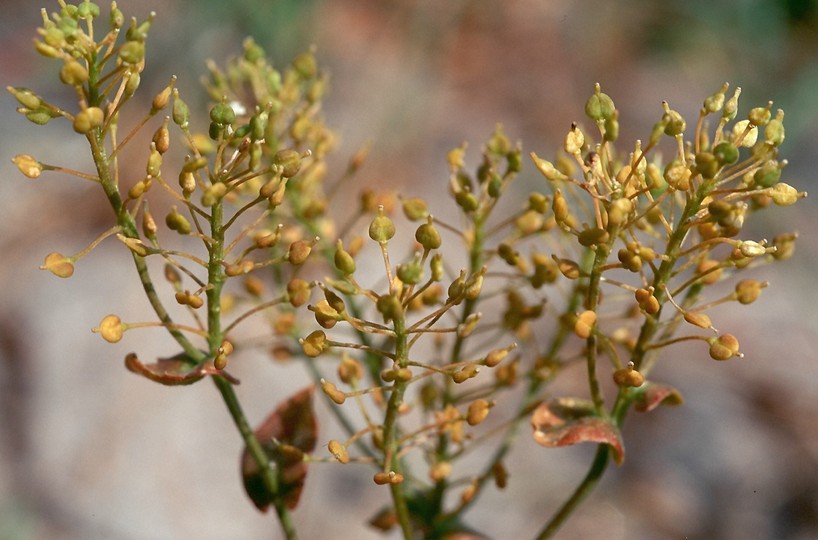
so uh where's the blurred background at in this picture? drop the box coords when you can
[2,0,818,538]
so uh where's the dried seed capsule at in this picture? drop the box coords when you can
[287,278,311,307]
[287,239,313,265]
[301,330,328,357]
[41,252,75,278]
[327,440,349,464]
[320,379,346,404]
[574,310,597,339]
[735,279,766,305]
[467,399,491,426]
[613,363,645,387]
[709,333,742,360]
[95,314,124,343]
[452,364,479,384]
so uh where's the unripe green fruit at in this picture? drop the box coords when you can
[713,141,739,165]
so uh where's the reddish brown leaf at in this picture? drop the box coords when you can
[242,386,317,512]
[124,352,240,386]
[530,397,625,464]
[633,382,684,413]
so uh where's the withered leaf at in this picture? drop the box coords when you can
[531,397,625,464]
[241,386,317,512]
[633,382,684,413]
[124,352,240,386]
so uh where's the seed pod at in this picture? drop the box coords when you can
[95,314,124,343]
[764,109,785,146]
[748,105,772,127]
[152,120,170,154]
[585,84,615,121]
[41,252,75,278]
[452,364,479,384]
[119,40,145,64]
[574,310,597,339]
[274,149,302,178]
[373,471,404,485]
[578,227,609,247]
[72,107,104,134]
[171,89,189,127]
[467,399,491,426]
[376,294,402,323]
[662,105,686,136]
[709,333,742,360]
[338,355,363,385]
[369,207,395,244]
[320,379,346,404]
[634,288,660,315]
[770,183,800,206]
[328,440,349,464]
[209,100,236,125]
[287,239,313,265]
[564,123,585,154]
[201,182,227,207]
[287,278,311,307]
[613,363,644,387]
[59,59,89,86]
[713,141,739,165]
[12,154,43,179]
[301,331,328,358]
[402,197,429,221]
[415,217,441,250]
[735,279,766,305]
[684,311,714,331]
[552,189,569,222]
[165,207,192,235]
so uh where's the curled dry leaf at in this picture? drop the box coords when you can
[633,382,684,413]
[531,397,624,465]
[241,386,317,512]
[124,352,240,385]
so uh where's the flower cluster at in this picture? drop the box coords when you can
[10,2,805,539]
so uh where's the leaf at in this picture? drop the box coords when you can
[124,352,240,386]
[633,382,684,413]
[241,386,317,512]
[530,397,625,465]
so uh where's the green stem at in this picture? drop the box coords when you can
[534,445,610,540]
[382,313,412,539]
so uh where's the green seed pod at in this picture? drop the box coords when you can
[25,109,52,125]
[578,227,610,247]
[210,101,236,125]
[171,89,189,127]
[201,182,227,207]
[110,5,125,29]
[662,106,686,136]
[293,50,318,79]
[8,87,42,110]
[415,217,441,250]
[43,26,66,48]
[603,113,619,142]
[119,40,145,65]
[703,83,728,113]
[77,1,101,18]
[72,107,104,134]
[552,189,569,223]
[430,253,444,282]
[334,240,356,275]
[713,141,739,165]
[376,294,402,323]
[124,70,140,98]
[146,146,162,176]
[455,190,479,212]
[402,197,429,221]
[748,105,772,127]
[753,160,782,188]
[369,208,395,244]
[165,207,192,235]
[694,152,719,180]
[764,109,785,146]
[249,111,268,141]
[447,271,466,304]
[397,258,424,285]
[584,84,616,121]
[722,87,741,120]
[274,149,302,178]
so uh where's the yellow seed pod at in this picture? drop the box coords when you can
[41,252,75,278]
[634,288,660,315]
[327,440,349,464]
[735,279,766,305]
[564,123,585,155]
[460,479,478,505]
[574,310,597,339]
[696,259,721,285]
[320,379,346,404]
[429,461,452,482]
[613,363,645,387]
[373,471,404,486]
[684,311,714,331]
[287,239,313,266]
[72,107,104,134]
[287,278,311,307]
[552,189,569,223]
[186,294,204,309]
[201,182,227,207]
[708,333,742,360]
[467,398,491,426]
[95,314,124,343]
[301,330,328,358]
[12,154,43,179]
[337,354,363,385]
[452,364,479,384]
[243,275,265,297]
